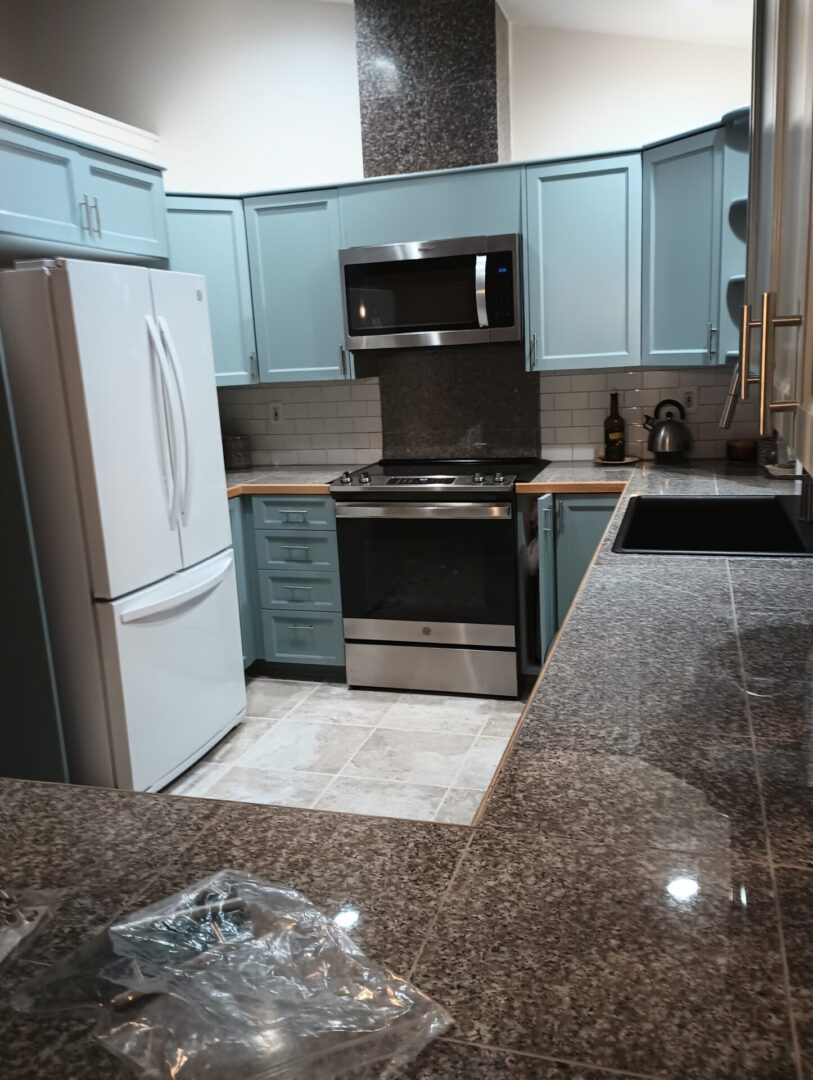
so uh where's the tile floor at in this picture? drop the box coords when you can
[165,677,525,825]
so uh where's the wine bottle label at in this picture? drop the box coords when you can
[608,432,624,442]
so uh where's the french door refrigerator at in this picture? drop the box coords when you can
[0,258,246,791]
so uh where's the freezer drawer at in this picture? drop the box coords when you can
[254,529,339,572]
[252,496,336,531]
[260,610,345,665]
[95,549,246,790]
[257,569,342,611]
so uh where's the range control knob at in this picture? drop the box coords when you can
[340,471,353,485]
[494,471,505,484]
[359,471,371,485]
[473,471,484,484]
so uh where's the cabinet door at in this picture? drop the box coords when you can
[555,494,618,626]
[537,495,557,660]
[167,197,257,386]
[525,156,641,371]
[642,129,723,366]
[78,148,168,259]
[339,168,522,247]
[229,497,257,668]
[245,190,347,383]
[260,610,345,666]
[0,121,85,246]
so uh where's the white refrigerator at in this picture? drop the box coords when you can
[0,258,246,791]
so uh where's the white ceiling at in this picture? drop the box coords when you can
[497,0,753,47]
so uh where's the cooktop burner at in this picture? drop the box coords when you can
[330,457,548,494]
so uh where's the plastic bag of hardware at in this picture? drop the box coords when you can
[15,869,452,1079]
[0,887,61,968]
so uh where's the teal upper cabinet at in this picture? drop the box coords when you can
[0,120,84,246]
[167,197,258,386]
[718,110,749,365]
[525,155,642,371]
[77,148,168,259]
[0,119,167,259]
[339,168,522,247]
[244,190,347,383]
[642,129,723,365]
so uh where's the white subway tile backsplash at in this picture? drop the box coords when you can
[554,391,590,410]
[219,379,381,468]
[540,364,755,459]
[541,445,574,461]
[572,373,607,392]
[571,445,595,461]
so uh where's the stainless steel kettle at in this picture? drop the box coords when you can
[644,398,691,461]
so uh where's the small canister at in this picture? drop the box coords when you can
[222,434,251,470]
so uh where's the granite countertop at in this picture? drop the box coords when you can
[4,461,813,1078]
[517,459,637,492]
[225,464,366,497]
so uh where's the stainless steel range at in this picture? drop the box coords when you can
[330,459,546,698]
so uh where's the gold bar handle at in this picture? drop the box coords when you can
[738,303,763,402]
[757,291,803,435]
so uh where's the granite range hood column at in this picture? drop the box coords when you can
[354,0,511,176]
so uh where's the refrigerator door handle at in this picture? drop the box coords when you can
[157,316,192,526]
[119,551,234,624]
[145,314,181,529]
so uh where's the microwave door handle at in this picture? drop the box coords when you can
[475,254,489,329]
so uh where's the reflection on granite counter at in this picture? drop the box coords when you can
[4,461,813,1078]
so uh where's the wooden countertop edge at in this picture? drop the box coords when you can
[227,482,332,498]
[515,480,629,494]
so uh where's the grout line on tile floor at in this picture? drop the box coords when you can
[430,714,491,822]
[725,557,804,1080]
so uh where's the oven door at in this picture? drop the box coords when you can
[340,234,521,350]
[335,501,516,648]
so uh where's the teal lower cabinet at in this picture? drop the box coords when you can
[258,569,341,611]
[252,496,344,667]
[538,493,618,658]
[537,494,558,660]
[260,610,345,666]
[229,497,257,668]
[555,494,618,625]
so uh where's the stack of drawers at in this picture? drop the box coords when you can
[252,496,345,666]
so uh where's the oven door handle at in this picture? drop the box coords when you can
[334,502,512,520]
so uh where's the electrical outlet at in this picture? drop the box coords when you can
[270,402,284,423]
[683,386,698,413]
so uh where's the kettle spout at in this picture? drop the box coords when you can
[643,414,655,431]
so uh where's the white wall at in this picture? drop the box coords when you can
[510,25,752,161]
[0,0,364,193]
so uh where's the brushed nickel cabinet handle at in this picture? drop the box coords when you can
[286,624,315,631]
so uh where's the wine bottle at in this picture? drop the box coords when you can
[604,391,626,462]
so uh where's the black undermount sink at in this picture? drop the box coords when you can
[613,495,813,557]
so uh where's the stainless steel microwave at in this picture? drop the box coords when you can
[339,234,522,350]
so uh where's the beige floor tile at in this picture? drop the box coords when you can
[453,736,510,791]
[205,718,276,764]
[239,719,372,774]
[203,765,332,808]
[480,712,523,739]
[245,677,316,718]
[288,683,399,726]
[343,728,474,786]
[381,693,502,735]
[434,788,484,825]
[314,776,446,821]
[164,761,228,798]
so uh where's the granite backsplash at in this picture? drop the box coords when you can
[356,344,540,459]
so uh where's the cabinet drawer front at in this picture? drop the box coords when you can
[261,610,345,665]
[252,495,335,531]
[254,529,338,572]
[258,569,341,611]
